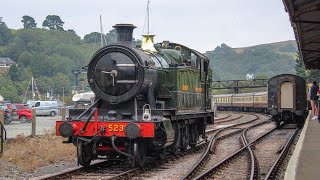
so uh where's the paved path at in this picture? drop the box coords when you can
[285,111,320,180]
[3,116,62,139]
[295,115,320,179]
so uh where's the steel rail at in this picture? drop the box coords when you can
[214,114,232,121]
[242,121,264,180]
[182,128,246,180]
[264,128,299,180]
[37,160,118,180]
[206,113,261,134]
[182,114,263,180]
[103,168,139,180]
[193,125,277,180]
[215,113,244,124]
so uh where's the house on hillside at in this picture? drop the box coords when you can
[0,57,16,68]
[0,57,16,74]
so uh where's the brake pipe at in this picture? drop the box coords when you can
[81,108,97,133]
[76,98,101,120]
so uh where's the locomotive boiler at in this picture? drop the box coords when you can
[56,24,214,167]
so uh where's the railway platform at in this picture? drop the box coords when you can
[285,111,320,180]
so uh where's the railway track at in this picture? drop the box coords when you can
[183,121,298,180]
[255,127,299,179]
[38,113,269,180]
[181,115,269,180]
[39,140,209,180]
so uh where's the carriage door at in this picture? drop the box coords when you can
[280,82,294,109]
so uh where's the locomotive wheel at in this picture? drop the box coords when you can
[190,124,199,148]
[133,141,146,167]
[170,123,181,155]
[180,125,189,151]
[158,149,166,160]
[273,115,280,128]
[77,141,92,167]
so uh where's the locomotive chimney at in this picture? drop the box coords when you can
[113,24,136,47]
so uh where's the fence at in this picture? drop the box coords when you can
[0,110,7,156]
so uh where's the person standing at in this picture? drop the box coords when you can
[309,80,319,119]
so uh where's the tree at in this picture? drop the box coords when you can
[67,29,76,33]
[295,52,320,82]
[295,52,307,78]
[42,15,64,31]
[8,64,21,81]
[21,15,37,29]
[105,29,117,44]
[84,32,106,44]
[0,20,13,46]
[0,75,21,102]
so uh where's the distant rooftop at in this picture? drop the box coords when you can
[0,57,16,64]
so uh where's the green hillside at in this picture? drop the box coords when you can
[205,40,298,80]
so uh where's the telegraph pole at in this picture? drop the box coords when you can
[31,77,34,101]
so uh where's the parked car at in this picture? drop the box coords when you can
[15,104,32,123]
[4,102,19,120]
[0,102,18,124]
[28,101,59,117]
[0,105,12,124]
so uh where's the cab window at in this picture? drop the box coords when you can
[35,102,40,107]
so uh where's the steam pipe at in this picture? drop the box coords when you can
[134,98,138,121]
[76,98,101,120]
[81,108,97,133]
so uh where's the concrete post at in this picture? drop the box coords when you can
[0,110,4,125]
[31,108,36,137]
[62,108,66,121]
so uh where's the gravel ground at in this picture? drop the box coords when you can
[245,122,276,143]
[141,150,205,180]
[212,152,249,180]
[0,159,78,180]
[0,116,80,180]
[253,129,295,179]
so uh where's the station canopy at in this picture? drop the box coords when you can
[283,0,320,69]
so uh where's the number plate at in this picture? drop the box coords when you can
[107,124,125,132]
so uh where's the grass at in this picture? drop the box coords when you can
[1,130,76,171]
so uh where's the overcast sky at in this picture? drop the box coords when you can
[1,0,295,52]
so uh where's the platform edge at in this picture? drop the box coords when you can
[284,110,311,180]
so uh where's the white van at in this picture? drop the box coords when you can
[28,101,59,117]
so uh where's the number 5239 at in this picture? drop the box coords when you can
[107,124,125,132]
